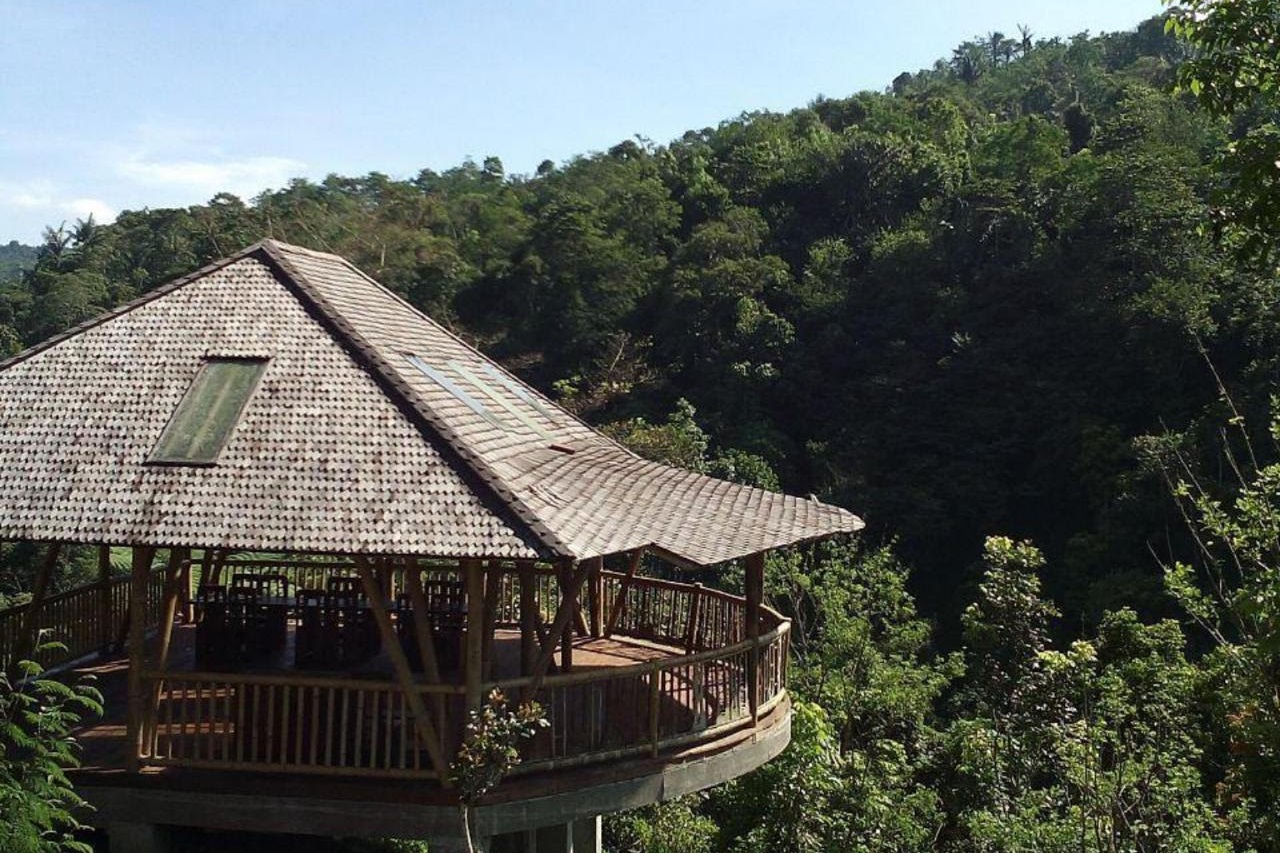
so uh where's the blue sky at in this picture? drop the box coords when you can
[0,0,1165,244]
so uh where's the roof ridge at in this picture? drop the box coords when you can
[265,239,644,462]
[257,240,575,560]
[259,238,348,262]
[0,241,272,373]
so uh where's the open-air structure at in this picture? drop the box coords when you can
[0,240,862,852]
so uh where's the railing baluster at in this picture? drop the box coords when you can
[310,686,320,766]
[384,689,393,770]
[354,688,365,768]
[339,688,349,768]
[127,571,788,782]
[326,687,336,767]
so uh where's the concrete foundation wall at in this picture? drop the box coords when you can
[89,704,790,848]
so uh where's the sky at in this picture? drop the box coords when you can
[0,0,1165,244]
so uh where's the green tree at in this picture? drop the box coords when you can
[1168,0,1280,260]
[0,643,102,853]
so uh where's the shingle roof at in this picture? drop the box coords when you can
[0,241,862,565]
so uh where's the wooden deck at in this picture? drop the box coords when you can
[69,623,680,780]
[53,569,793,840]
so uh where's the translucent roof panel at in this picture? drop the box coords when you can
[447,360,551,438]
[149,358,267,465]
[406,355,507,429]
[478,362,560,424]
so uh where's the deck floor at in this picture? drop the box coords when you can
[69,622,680,777]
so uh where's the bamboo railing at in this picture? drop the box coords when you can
[0,567,166,669]
[142,670,464,779]
[134,567,789,780]
[497,620,789,773]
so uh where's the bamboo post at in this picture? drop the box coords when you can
[144,548,189,754]
[744,551,765,723]
[208,549,226,587]
[557,560,576,672]
[517,560,537,676]
[354,558,450,781]
[649,664,661,757]
[685,583,704,653]
[198,549,212,591]
[380,557,394,600]
[481,561,500,681]
[523,561,589,697]
[603,549,644,638]
[404,563,445,683]
[126,546,155,772]
[152,549,187,669]
[586,556,603,638]
[574,577,590,639]
[404,561,448,749]
[14,543,61,666]
[179,549,196,623]
[464,559,485,711]
[97,545,112,654]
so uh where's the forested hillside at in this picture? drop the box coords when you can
[0,240,36,282]
[1,17,1253,626]
[6,11,1280,851]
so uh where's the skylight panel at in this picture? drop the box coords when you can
[447,360,551,438]
[149,358,267,465]
[477,362,560,424]
[406,355,505,429]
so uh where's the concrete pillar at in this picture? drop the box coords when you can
[488,829,536,852]
[536,822,570,852]
[572,816,602,853]
[527,817,600,853]
[107,822,171,853]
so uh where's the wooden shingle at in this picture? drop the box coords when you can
[0,241,863,565]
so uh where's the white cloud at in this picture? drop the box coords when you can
[60,198,116,223]
[118,154,306,200]
[0,182,114,228]
[0,126,308,241]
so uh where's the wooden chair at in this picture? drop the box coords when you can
[394,593,423,671]
[232,573,290,649]
[324,589,379,666]
[424,577,466,672]
[326,575,362,597]
[195,585,228,667]
[294,588,328,669]
[226,587,268,663]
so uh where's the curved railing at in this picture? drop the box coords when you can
[0,566,166,669]
[496,612,788,774]
[130,565,790,782]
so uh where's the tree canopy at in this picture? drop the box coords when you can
[5,13,1280,851]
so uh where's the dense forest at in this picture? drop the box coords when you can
[4,7,1280,852]
[0,241,36,282]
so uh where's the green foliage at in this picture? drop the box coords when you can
[605,798,719,853]
[5,14,1280,853]
[1167,0,1280,261]
[601,398,710,472]
[0,241,37,283]
[711,701,845,853]
[948,542,1229,852]
[450,689,547,804]
[0,642,102,853]
[1153,409,1280,849]
[695,542,952,853]
[5,16,1263,634]
[450,690,547,853]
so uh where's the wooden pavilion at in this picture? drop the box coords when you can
[0,240,862,852]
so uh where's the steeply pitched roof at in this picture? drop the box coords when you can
[0,241,862,565]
